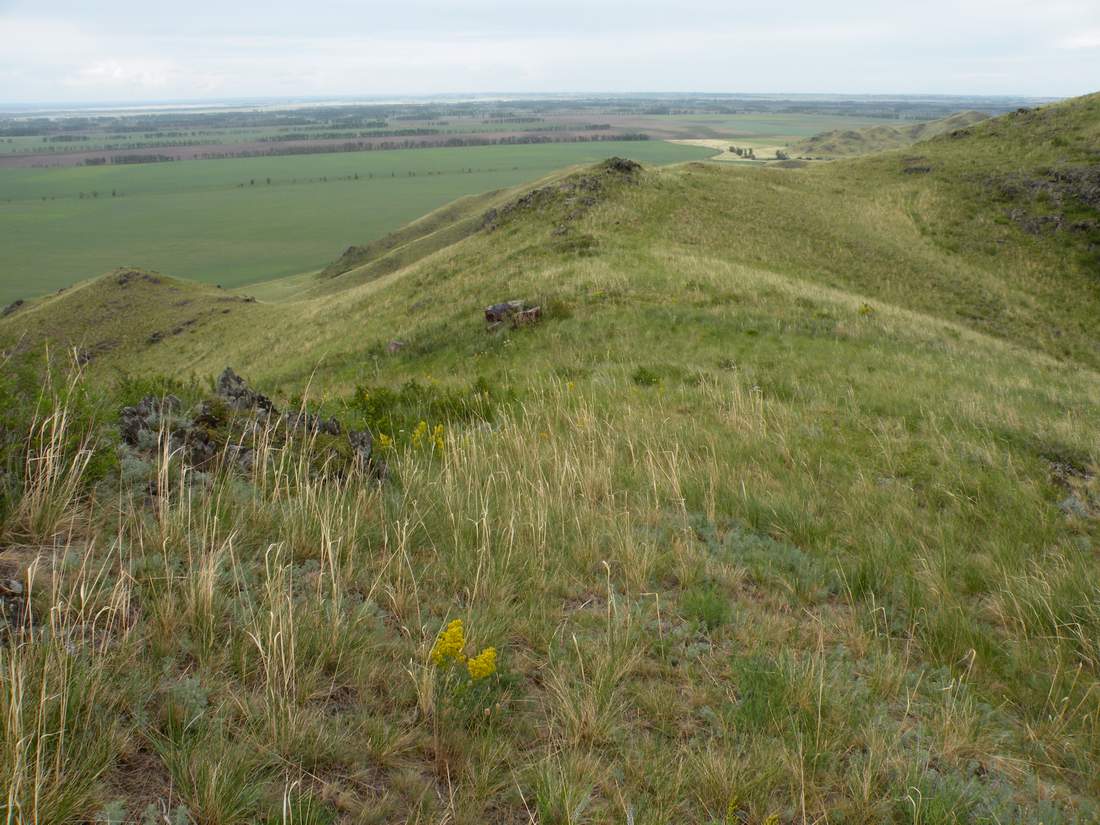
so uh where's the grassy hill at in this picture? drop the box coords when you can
[1,94,1100,823]
[789,110,991,158]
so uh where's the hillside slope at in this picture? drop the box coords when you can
[790,110,991,157]
[2,95,1100,823]
[7,95,1098,379]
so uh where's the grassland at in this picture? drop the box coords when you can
[1,94,1099,823]
[789,111,991,158]
[0,141,713,306]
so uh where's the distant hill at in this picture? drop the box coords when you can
[790,110,991,157]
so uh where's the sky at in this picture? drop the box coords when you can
[0,0,1098,103]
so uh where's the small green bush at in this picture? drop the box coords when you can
[631,366,660,387]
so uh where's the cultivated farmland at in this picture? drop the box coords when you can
[0,141,713,305]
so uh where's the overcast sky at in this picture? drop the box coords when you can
[1,0,1097,103]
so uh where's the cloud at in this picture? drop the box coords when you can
[0,2,1097,101]
[1059,30,1100,49]
[70,59,173,89]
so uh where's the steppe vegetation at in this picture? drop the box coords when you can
[0,94,1039,306]
[788,111,992,158]
[0,93,1098,823]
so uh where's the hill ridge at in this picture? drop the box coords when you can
[790,109,991,157]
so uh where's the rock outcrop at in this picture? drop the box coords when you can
[118,368,382,482]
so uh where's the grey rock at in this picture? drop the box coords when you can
[485,300,526,324]
[284,410,341,436]
[119,395,182,446]
[216,368,275,412]
[485,300,542,329]
[0,579,23,597]
[348,429,373,465]
[1059,495,1091,519]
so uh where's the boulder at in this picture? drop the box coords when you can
[485,300,542,329]
[216,367,275,413]
[485,300,526,324]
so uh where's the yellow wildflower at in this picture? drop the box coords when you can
[566,381,575,392]
[432,423,445,451]
[411,420,428,448]
[430,618,466,666]
[377,433,393,449]
[466,647,497,681]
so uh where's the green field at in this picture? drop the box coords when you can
[0,111,947,158]
[0,141,713,305]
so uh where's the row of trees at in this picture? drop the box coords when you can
[729,146,792,161]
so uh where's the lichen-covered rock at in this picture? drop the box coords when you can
[485,300,542,329]
[0,575,27,636]
[118,369,386,486]
[481,158,641,232]
[600,157,641,175]
[485,300,526,324]
[216,367,275,413]
[284,410,342,436]
[119,395,182,446]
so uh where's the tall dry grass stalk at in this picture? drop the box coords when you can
[6,364,96,546]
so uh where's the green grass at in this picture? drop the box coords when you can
[1,94,1099,823]
[789,111,991,157]
[0,141,713,306]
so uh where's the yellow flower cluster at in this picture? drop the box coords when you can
[466,646,497,681]
[431,618,466,665]
[411,420,445,451]
[430,619,498,681]
[376,433,393,449]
